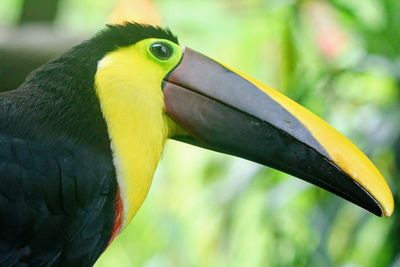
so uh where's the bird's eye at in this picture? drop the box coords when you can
[149,42,174,61]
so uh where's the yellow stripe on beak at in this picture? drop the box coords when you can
[236,70,394,217]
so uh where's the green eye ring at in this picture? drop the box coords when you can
[149,41,174,61]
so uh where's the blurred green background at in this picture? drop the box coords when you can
[1,0,399,266]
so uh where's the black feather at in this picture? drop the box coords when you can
[0,22,174,266]
[0,22,178,152]
[0,134,117,267]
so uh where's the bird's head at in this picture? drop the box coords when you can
[60,23,393,227]
[94,30,183,140]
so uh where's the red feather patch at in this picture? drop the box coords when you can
[107,190,123,246]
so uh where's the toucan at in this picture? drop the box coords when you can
[0,23,394,266]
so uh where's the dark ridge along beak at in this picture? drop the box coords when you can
[162,47,394,217]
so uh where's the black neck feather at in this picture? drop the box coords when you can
[0,23,178,152]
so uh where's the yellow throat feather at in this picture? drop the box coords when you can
[94,38,183,229]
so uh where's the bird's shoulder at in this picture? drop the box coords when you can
[0,133,118,267]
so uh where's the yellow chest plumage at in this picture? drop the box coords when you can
[94,40,181,229]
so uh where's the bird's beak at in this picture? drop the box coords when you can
[162,47,394,217]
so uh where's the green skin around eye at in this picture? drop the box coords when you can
[142,38,183,69]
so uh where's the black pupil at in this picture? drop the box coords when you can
[150,42,173,60]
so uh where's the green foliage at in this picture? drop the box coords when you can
[0,0,23,25]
